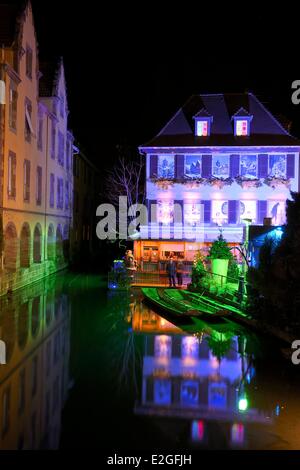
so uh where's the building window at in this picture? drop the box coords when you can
[184,202,201,227]
[37,116,43,150]
[238,200,257,224]
[65,181,69,210]
[8,151,16,198]
[23,160,31,202]
[157,200,174,225]
[185,155,201,178]
[57,178,64,209]
[36,166,42,206]
[50,173,55,208]
[9,84,18,131]
[157,155,174,178]
[212,155,230,178]
[25,101,33,142]
[2,387,10,436]
[235,119,248,136]
[196,120,208,136]
[26,46,33,79]
[58,131,65,166]
[18,370,26,416]
[240,154,258,179]
[269,154,287,178]
[212,200,228,225]
[51,121,56,159]
[268,200,286,225]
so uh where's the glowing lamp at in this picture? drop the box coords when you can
[238,397,248,412]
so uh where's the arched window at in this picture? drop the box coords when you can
[47,224,55,261]
[20,224,31,268]
[4,224,18,272]
[56,225,63,261]
[63,225,70,261]
[33,225,42,264]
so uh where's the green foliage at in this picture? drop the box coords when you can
[208,234,233,260]
[206,335,233,361]
[191,251,207,287]
[227,257,240,282]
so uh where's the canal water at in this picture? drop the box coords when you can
[0,272,299,450]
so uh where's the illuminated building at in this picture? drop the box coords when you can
[135,93,300,272]
[0,2,74,295]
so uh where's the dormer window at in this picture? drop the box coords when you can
[193,108,213,137]
[233,108,253,137]
[236,119,248,136]
[196,120,208,136]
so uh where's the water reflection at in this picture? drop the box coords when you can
[0,276,70,450]
[130,293,273,449]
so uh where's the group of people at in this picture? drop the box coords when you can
[166,253,184,288]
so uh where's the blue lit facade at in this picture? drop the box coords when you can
[135,93,300,270]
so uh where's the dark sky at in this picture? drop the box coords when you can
[29,2,300,169]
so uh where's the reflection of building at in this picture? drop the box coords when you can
[134,323,270,447]
[0,276,70,449]
[135,93,300,271]
[0,1,74,296]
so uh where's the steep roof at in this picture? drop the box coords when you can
[141,93,300,148]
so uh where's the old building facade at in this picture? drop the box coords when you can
[135,93,300,271]
[0,1,74,296]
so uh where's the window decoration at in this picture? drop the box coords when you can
[182,337,199,359]
[157,200,174,225]
[235,175,262,189]
[212,200,228,225]
[181,381,199,406]
[264,176,291,189]
[208,382,227,409]
[212,155,230,178]
[268,201,286,225]
[193,108,213,137]
[154,379,171,405]
[269,154,287,178]
[154,335,171,358]
[196,120,208,136]
[157,155,174,178]
[185,155,201,178]
[184,203,201,227]
[240,155,258,179]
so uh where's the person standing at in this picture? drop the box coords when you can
[176,256,184,287]
[166,255,176,287]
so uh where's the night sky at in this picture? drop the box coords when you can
[29,2,300,170]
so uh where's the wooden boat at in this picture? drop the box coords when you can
[142,288,231,324]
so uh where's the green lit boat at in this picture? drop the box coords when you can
[142,288,235,324]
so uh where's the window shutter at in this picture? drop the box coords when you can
[148,199,157,223]
[201,155,212,178]
[202,200,211,223]
[171,336,182,358]
[175,155,184,179]
[258,154,268,178]
[228,200,238,224]
[149,155,158,178]
[287,154,295,178]
[145,336,155,356]
[257,200,267,224]
[230,154,240,177]
[199,340,210,359]
[12,155,16,196]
